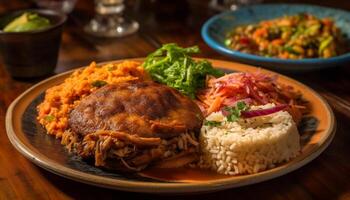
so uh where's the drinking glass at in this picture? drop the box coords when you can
[84,0,139,37]
[209,0,262,11]
[35,0,77,14]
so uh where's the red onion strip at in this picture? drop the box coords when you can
[241,104,288,118]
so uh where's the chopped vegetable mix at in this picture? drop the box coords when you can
[142,43,224,98]
[225,13,348,59]
[196,72,308,124]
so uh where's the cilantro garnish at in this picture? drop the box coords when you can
[44,115,55,122]
[224,101,248,122]
[91,80,107,88]
[204,120,222,127]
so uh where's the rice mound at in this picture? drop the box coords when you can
[199,104,300,175]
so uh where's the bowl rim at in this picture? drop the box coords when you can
[201,3,350,64]
[0,9,67,35]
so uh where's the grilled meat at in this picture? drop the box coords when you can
[68,81,203,170]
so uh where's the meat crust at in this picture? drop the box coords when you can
[69,81,203,138]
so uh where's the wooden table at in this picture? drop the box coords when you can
[0,1,349,199]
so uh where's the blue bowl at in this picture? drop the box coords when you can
[202,4,350,72]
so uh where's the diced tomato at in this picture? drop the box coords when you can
[239,37,250,45]
[271,39,284,46]
[322,18,333,26]
[253,28,268,38]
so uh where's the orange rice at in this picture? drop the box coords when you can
[37,61,148,139]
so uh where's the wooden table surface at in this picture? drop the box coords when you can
[0,0,350,199]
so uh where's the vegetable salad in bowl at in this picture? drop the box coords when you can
[225,13,348,59]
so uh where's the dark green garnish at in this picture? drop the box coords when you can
[283,46,300,55]
[91,80,107,88]
[107,66,116,71]
[44,115,55,122]
[225,101,248,122]
[204,120,222,127]
[142,43,224,98]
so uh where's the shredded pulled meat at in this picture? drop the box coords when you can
[74,130,199,171]
[61,81,203,171]
[196,72,308,124]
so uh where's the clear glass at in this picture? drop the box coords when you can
[84,0,139,38]
[209,0,263,11]
[35,0,77,14]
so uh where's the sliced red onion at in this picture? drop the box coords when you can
[221,108,230,116]
[241,104,288,118]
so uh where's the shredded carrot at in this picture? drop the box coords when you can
[196,72,308,124]
[207,96,223,114]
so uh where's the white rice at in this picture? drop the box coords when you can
[199,104,300,175]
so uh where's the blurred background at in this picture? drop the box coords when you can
[1,0,348,74]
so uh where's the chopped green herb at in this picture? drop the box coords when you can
[142,43,224,98]
[237,101,247,110]
[107,66,115,71]
[283,46,300,55]
[44,115,55,122]
[91,80,107,88]
[204,120,222,127]
[225,101,248,122]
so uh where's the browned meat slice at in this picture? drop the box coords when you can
[69,81,203,139]
[68,81,203,170]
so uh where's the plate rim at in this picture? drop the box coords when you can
[5,58,336,193]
